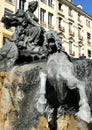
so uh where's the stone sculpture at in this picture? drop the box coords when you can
[0,38,18,71]
[37,52,92,123]
[2,1,46,63]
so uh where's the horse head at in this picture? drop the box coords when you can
[43,30,63,55]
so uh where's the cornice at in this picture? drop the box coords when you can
[58,0,92,21]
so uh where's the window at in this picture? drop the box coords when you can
[68,8,72,17]
[40,8,46,22]
[4,8,13,15]
[48,0,53,7]
[4,8,13,28]
[88,50,91,57]
[41,0,47,4]
[69,40,75,56]
[5,0,13,3]
[87,32,91,40]
[19,0,25,10]
[86,19,90,27]
[58,3,62,10]
[69,41,72,52]
[78,27,83,40]
[79,45,81,57]
[48,13,53,26]
[69,22,72,32]
[78,13,81,21]
[78,27,81,36]
[87,32,91,43]
[69,23,74,36]
[58,17,62,28]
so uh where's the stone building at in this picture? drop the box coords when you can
[0,0,26,48]
[0,0,16,48]
[25,0,92,58]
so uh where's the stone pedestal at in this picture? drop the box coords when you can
[0,64,92,130]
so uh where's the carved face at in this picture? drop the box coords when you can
[44,31,55,45]
[44,31,63,54]
[28,1,38,13]
[44,31,59,54]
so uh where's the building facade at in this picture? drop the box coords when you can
[25,0,92,58]
[0,0,16,48]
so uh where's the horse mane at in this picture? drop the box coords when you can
[61,50,72,62]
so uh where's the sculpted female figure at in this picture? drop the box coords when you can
[23,1,45,53]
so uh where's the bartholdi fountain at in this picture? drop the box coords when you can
[0,1,92,130]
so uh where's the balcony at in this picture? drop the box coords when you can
[78,19,81,23]
[58,3,63,12]
[59,8,63,12]
[69,50,75,56]
[58,26,65,32]
[41,0,47,4]
[78,35,83,41]
[48,24,54,29]
[40,21,47,28]
[69,31,74,37]
[88,39,92,45]
[88,54,91,58]
[5,0,14,4]
[48,3,54,8]
[79,53,81,57]
[69,13,73,17]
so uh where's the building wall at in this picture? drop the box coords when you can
[0,0,16,48]
[0,0,3,47]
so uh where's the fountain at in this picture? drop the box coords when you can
[0,1,92,130]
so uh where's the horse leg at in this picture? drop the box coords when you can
[67,75,91,122]
[56,78,67,103]
[76,81,91,123]
[36,71,47,114]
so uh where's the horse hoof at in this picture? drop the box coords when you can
[76,110,91,123]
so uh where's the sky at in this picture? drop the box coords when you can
[74,0,92,16]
